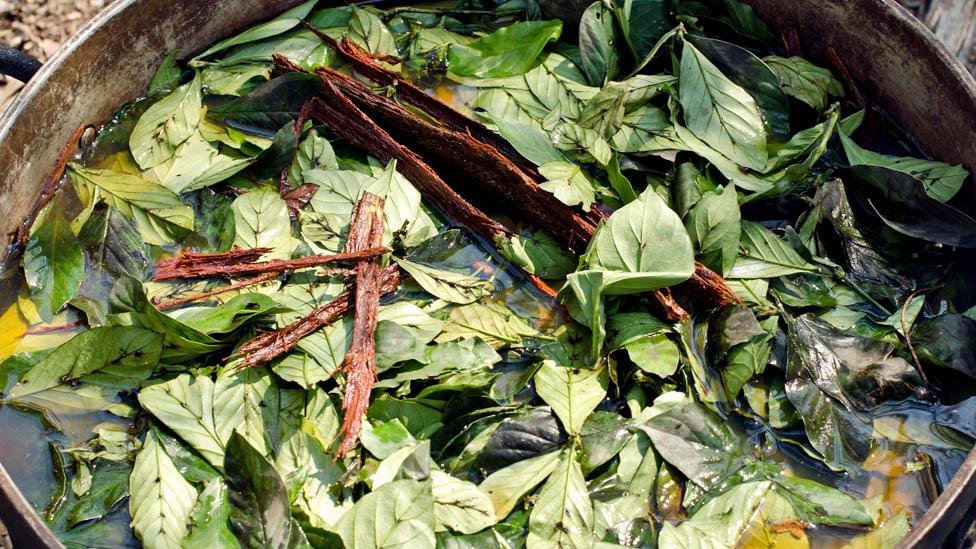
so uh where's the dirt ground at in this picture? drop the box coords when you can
[0,0,105,109]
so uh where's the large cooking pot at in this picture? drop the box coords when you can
[1,0,975,547]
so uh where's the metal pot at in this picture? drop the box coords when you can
[0,0,974,546]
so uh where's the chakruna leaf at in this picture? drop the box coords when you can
[232,186,295,259]
[436,303,541,349]
[684,184,741,275]
[336,478,436,549]
[538,160,598,210]
[479,450,561,521]
[765,55,843,112]
[68,166,195,246]
[686,34,790,142]
[839,131,969,203]
[448,21,562,78]
[65,462,130,527]
[841,164,976,247]
[347,6,398,57]
[192,0,318,61]
[527,448,595,548]
[728,221,817,279]
[585,189,696,294]
[431,470,496,535]
[149,49,183,95]
[224,432,309,549]
[209,72,322,132]
[182,480,238,549]
[5,327,161,400]
[614,0,670,61]
[129,431,198,549]
[289,128,338,185]
[678,36,768,171]
[129,73,202,170]
[534,361,608,435]
[23,195,84,322]
[138,374,227,468]
[394,258,493,305]
[579,1,621,86]
[497,230,577,280]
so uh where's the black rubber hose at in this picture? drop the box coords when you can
[0,46,41,83]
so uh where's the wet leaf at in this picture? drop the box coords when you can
[23,196,84,322]
[448,21,562,78]
[129,431,198,549]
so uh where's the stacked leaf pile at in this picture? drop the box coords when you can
[3,0,976,547]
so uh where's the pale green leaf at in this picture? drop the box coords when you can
[138,374,227,468]
[129,73,202,170]
[232,187,294,259]
[192,0,318,61]
[479,450,561,521]
[534,361,608,434]
[527,448,594,549]
[728,221,817,279]
[347,7,398,58]
[394,258,493,305]
[336,479,436,549]
[764,55,843,112]
[685,184,741,275]
[129,431,198,549]
[679,38,767,171]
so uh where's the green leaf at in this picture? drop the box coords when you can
[488,116,568,166]
[151,131,255,194]
[347,7,398,57]
[729,221,817,279]
[232,186,294,259]
[65,462,130,527]
[534,361,608,435]
[479,450,561,521]
[839,130,969,203]
[497,230,577,280]
[610,106,679,153]
[641,401,748,490]
[289,129,338,185]
[138,374,227,468]
[585,189,696,294]
[224,432,308,549]
[68,166,195,246]
[685,184,741,275]
[129,73,202,170]
[579,1,621,86]
[772,476,873,527]
[540,161,599,211]
[23,196,84,322]
[166,293,283,336]
[687,34,790,142]
[209,72,322,133]
[129,431,198,549]
[847,512,910,548]
[527,448,594,549]
[623,332,681,377]
[214,366,282,457]
[436,303,541,349]
[201,64,272,96]
[679,36,767,171]
[336,479,436,549]
[658,481,802,548]
[6,326,161,399]
[182,480,238,549]
[394,258,493,305]
[149,49,182,95]
[614,0,670,61]
[448,21,562,78]
[192,0,318,61]
[765,55,843,112]
[431,470,496,535]
[559,270,608,361]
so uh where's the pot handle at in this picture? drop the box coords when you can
[0,46,41,83]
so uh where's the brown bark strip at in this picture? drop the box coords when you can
[153,246,388,281]
[310,65,602,249]
[673,263,743,309]
[152,272,283,310]
[301,22,539,177]
[336,192,385,457]
[10,124,85,252]
[282,183,320,216]
[779,27,802,57]
[306,82,558,299]
[825,46,865,109]
[25,320,86,335]
[238,265,401,367]
[280,100,315,195]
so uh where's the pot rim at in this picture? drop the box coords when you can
[0,1,974,547]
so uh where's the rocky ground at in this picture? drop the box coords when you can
[0,0,105,109]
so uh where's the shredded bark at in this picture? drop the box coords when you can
[779,27,803,57]
[153,246,388,281]
[152,272,283,310]
[282,183,320,216]
[280,100,314,195]
[825,46,865,109]
[7,124,85,269]
[237,265,401,367]
[336,192,386,457]
[302,23,539,177]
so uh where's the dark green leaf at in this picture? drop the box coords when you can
[23,195,84,322]
[209,72,322,133]
[448,21,562,78]
[685,184,741,275]
[579,1,621,86]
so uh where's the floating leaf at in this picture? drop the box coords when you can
[23,196,84,322]
[534,361,608,435]
[129,73,202,170]
[129,431,198,549]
